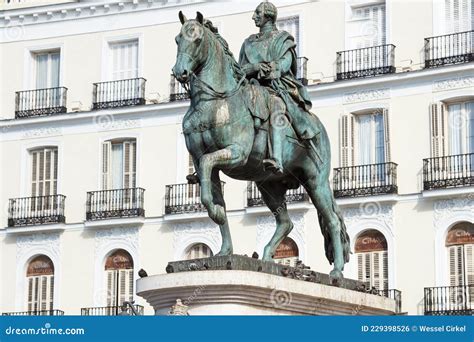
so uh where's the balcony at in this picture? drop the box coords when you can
[86,188,145,221]
[169,74,190,102]
[247,182,309,207]
[2,310,64,316]
[165,183,212,215]
[336,44,396,81]
[81,305,144,316]
[15,87,67,119]
[8,194,66,227]
[376,289,402,314]
[296,56,308,85]
[424,30,474,68]
[424,285,473,315]
[423,153,474,190]
[93,78,146,110]
[333,162,398,198]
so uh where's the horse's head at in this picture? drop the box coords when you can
[172,11,207,83]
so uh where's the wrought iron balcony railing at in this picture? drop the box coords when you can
[336,44,396,80]
[93,78,146,110]
[2,310,64,316]
[376,289,402,314]
[333,162,398,198]
[424,285,474,315]
[165,182,225,215]
[15,87,67,119]
[423,153,474,190]
[296,56,308,85]
[169,74,190,102]
[425,30,474,68]
[81,305,144,316]
[247,182,309,207]
[8,194,66,227]
[86,188,145,221]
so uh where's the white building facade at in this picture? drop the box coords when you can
[0,0,473,316]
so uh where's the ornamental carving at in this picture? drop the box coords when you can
[343,88,390,104]
[172,220,221,259]
[17,233,60,262]
[94,227,139,256]
[433,195,474,227]
[433,76,474,92]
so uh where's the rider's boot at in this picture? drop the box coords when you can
[263,121,284,175]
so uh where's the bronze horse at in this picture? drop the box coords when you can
[172,12,350,282]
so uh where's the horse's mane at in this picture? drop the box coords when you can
[203,19,246,81]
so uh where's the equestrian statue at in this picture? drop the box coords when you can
[172,2,350,282]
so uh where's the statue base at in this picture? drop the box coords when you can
[137,255,399,315]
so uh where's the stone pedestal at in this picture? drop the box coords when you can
[137,269,398,315]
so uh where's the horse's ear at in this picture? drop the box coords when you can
[179,11,187,25]
[196,11,204,24]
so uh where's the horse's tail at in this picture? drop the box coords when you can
[317,197,351,266]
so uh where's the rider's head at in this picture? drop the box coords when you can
[252,2,278,27]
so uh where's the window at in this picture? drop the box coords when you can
[446,222,474,287]
[339,109,390,167]
[347,2,386,49]
[31,147,58,197]
[355,229,388,291]
[102,139,137,190]
[186,243,213,259]
[109,40,138,81]
[277,16,300,55]
[26,255,54,313]
[430,101,474,157]
[105,249,134,310]
[274,237,299,267]
[443,0,473,34]
[34,51,60,89]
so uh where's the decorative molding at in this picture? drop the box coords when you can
[433,196,474,225]
[94,227,139,255]
[433,76,474,92]
[255,212,306,260]
[342,204,394,230]
[21,127,62,139]
[94,117,141,131]
[172,220,221,260]
[16,232,60,262]
[343,88,390,104]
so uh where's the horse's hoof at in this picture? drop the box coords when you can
[216,246,233,256]
[213,204,226,225]
[329,269,344,286]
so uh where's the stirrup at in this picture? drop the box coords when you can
[263,159,284,175]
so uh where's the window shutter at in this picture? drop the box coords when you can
[357,254,364,281]
[382,251,389,290]
[373,252,380,289]
[340,114,355,167]
[27,278,33,312]
[110,40,138,81]
[464,244,474,285]
[382,109,391,162]
[277,16,300,55]
[119,270,127,306]
[430,103,447,157]
[127,269,134,302]
[123,140,136,189]
[102,141,112,190]
[449,245,465,286]
[106,270,117,307]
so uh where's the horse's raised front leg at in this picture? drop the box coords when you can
[199,145,246,225]
[210,170,233,256]
[256,181,293,262]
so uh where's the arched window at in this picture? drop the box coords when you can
[105,249,134,310]
[355,229,388,291]
[26,255,54,313]
[446,222,474,287]
[274,237,299,267]
[186,243,213,260]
